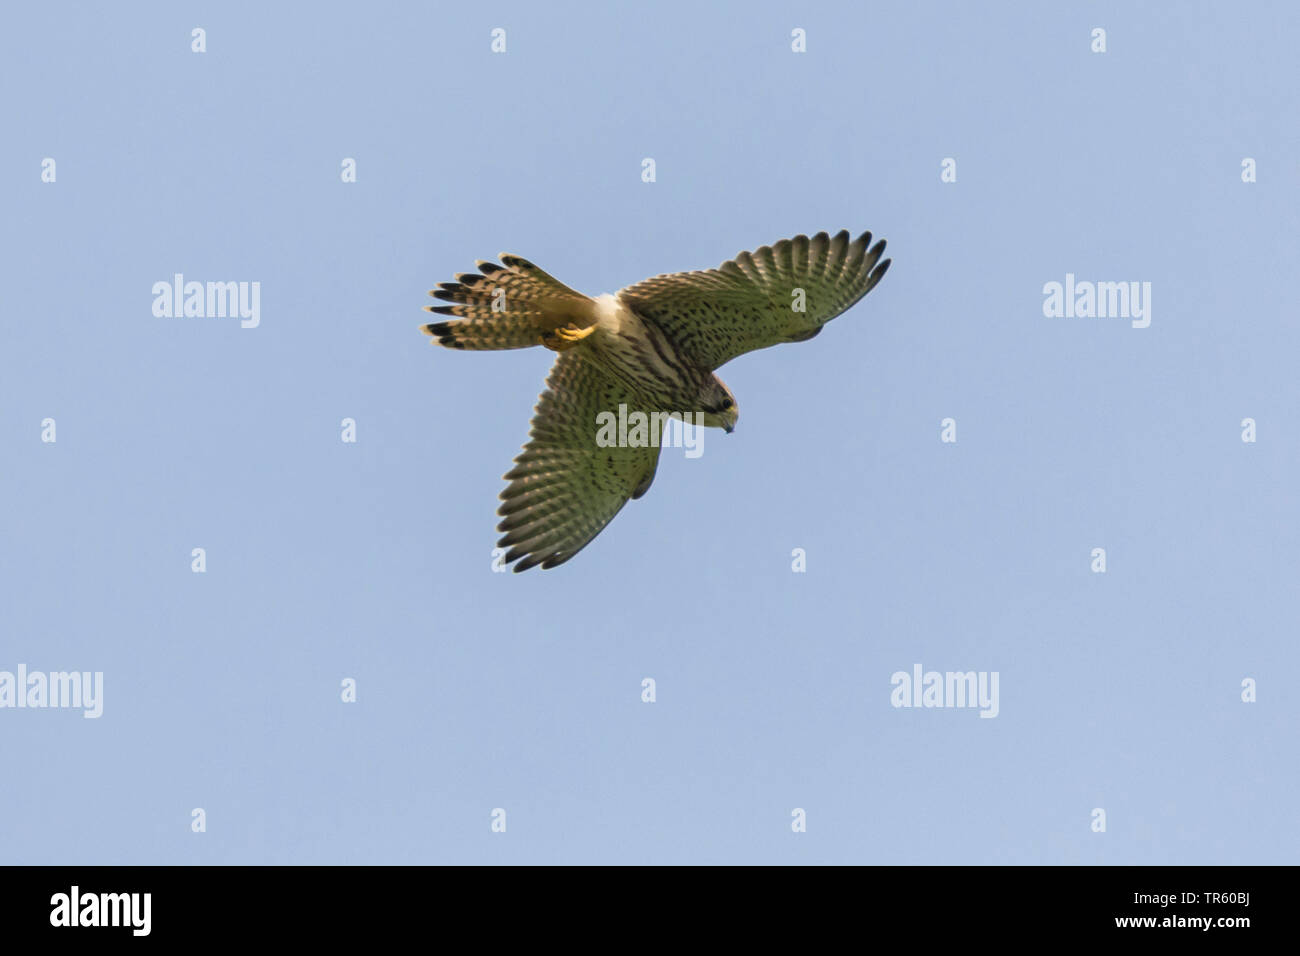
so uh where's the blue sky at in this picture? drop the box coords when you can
[1,1,1296,864]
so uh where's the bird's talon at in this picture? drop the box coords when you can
[542,324,594,352]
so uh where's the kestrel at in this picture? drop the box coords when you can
[422,229,891,571]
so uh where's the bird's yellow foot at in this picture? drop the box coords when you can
[541,324,595,351]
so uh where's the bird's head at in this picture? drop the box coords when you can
[698,378,739,434]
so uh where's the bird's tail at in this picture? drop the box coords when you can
[421,254,598,350]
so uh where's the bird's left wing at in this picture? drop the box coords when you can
[496,350,663,572]
[616,230,890,371]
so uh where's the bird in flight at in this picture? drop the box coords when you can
[422,229,890,571]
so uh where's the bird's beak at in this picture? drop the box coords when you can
[723,423,734,434]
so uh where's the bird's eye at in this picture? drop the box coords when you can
[720,398,733,410]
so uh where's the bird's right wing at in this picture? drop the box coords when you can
[496,350,663,572]
[616,230,889,371]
